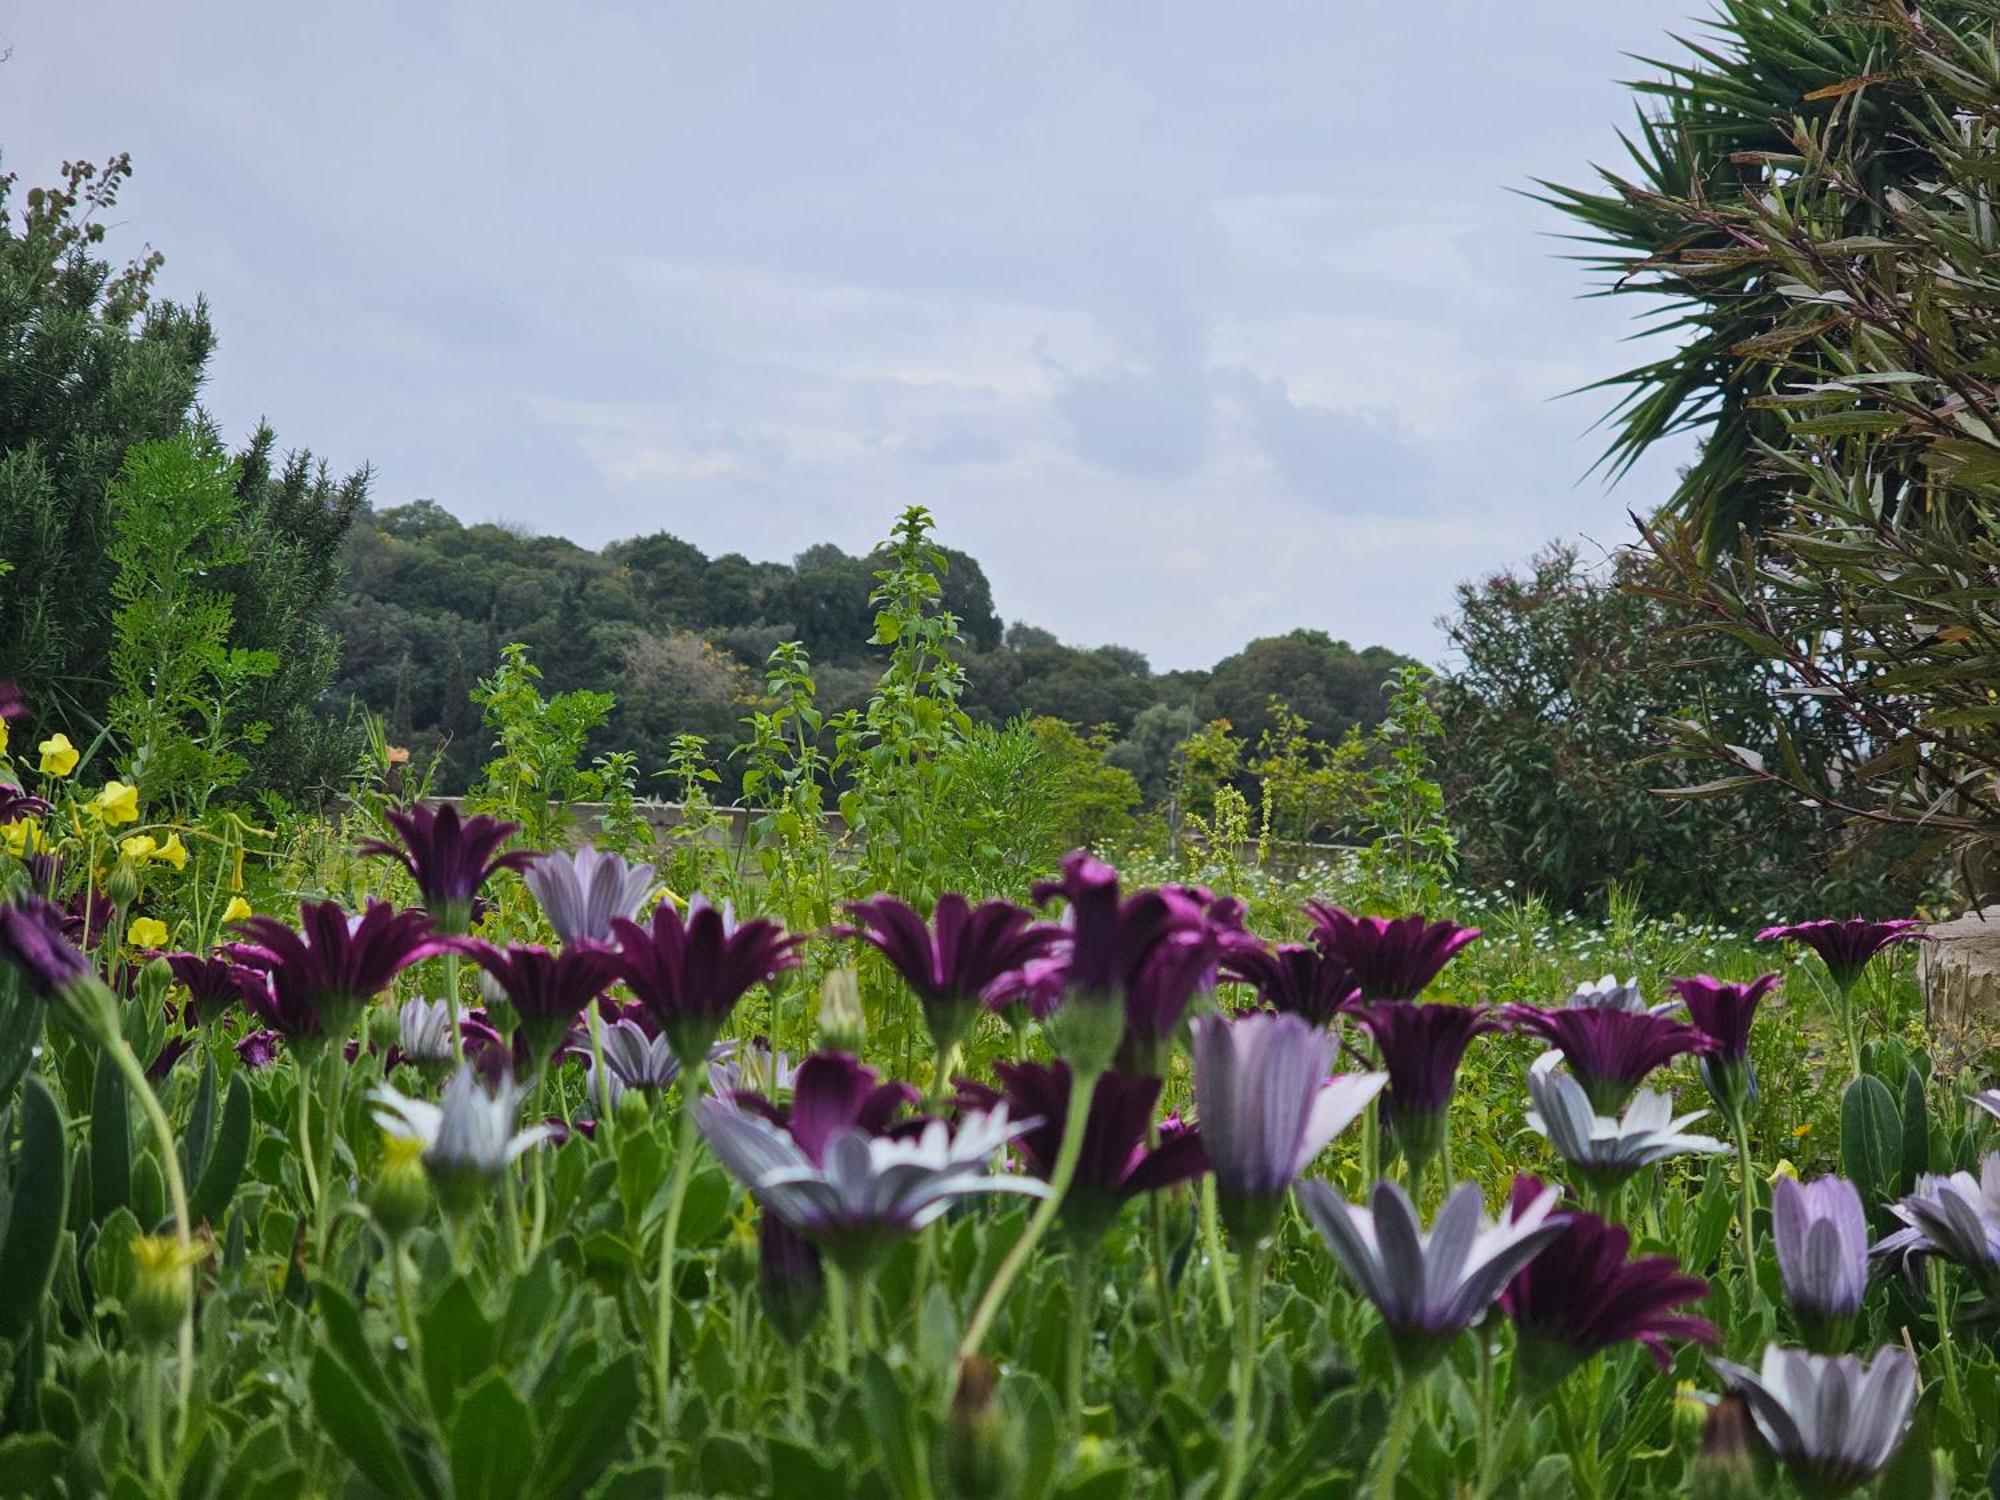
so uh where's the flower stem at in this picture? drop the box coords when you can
[1370,1378,1419,1500]
[1218,1245,1264,1500]
[956,1064,1099,1364]
[297,1059,322,1221]
[442,948,465,1066]
[1730,1108,1760,1303]
[106,1027,196,1418]
[653,1071,704,1413]
[1065,1246,1096,1411]
[1834,977,1862,1081]
[1201,1179,1234,1324]
[1147,1165,1186,1365]
[1929,1258,1967,1428]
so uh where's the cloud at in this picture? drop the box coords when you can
[1228,373,1428,515]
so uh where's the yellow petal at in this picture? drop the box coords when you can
[155,833,188,871]
[38,733,79,777]
[126,917,169,949]
[121,834,159,864]
[222,896,253,924]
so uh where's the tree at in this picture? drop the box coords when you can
[1201,629,1410,751]
[0,156,363,798]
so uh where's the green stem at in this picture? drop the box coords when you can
[297,1060,322,1221]
[1219,1246,1264,1500]
[143,1350,166,1487]
[1731,1109,1760,1303]
[1201,1179,1234,1324]
[1929,1259,1966,1428]
[1370,1378,1419,1500]
[442,949,465,1066]
[829,1265,852,1378]
[851,1265,876,1353]
[106,1029,196,1418]
[956,1065,1099,1363]
[653,1072,704,1412]
[1147,1164,1186,1365]
[1066,1247,1096,1411]
[1834,977,1862,1081]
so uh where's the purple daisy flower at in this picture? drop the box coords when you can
[0,785,52,823]
[841,892,1061,1054]
[1190,1010,1385,1246]
[1668,973,1780,1114]
[1301,903,1480,1002]
[160,951,272,1027]
[235,1029,282,1069]
[61,889,116,952]
[524,844,656,949]
[1755,919,1927,992]
[0,893,95,1003]
[231,899,456,1050]
[460,940,620,1073]
[957,1059,1208,1245]
[1504,1002,1713,1115]
[359,802,536,936]
[1220,940,1360,1027]
[609,896,802,1070]
[1773,1175,1869,1351]
[1711,1345,1916,1498]
[1500,1174,1716,1393]
[1350,1001,1502,1186]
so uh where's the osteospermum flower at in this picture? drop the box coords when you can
[235,1029,282,1069]
[1499,1174,1715,1393]
[524,844,656,948]
[586,1021,733,1111]
[1350,1000,1501,1184]
[160,951,270,1027]
[460,940,619,1072]
[0,784,51,823]
[1773,1175,1870,1350]
[1505,1002,1713,1114]
[609,896,802,1069]
[1872,1156,2000,1290]
[1564,974,1670,1013]
[1668,973,1780,1114]
[1219,940,1360,1027]
[1299,1177,1565,1376]
[1029,850,1211,1073]
[957,1059,1208,1244]
[1755,919,1927,992]
[1525,1058,1726,1191]
[699,1093,1046,1275]
[359,802,534,936]
[395,996,460,1066]
[232,899,456,1049]
[841,892,1060,1055]
[1190,1010,1385,1245]
[1711,1345,1917,1498]
[1301,903,1480,1001]
[372,1064,554,1215]
[0,893,95,1004]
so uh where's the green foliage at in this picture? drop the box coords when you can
[0,158,362,800]
[104,434,277,809]
[1435,543,1924,916]
[1560,1,2000,891]
[1250,697,1368,846]
[466,643,617,849]
[1353,665,1457,909]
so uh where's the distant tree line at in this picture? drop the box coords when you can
[331,497,1416,802]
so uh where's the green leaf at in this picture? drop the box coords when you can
[88,1051,130,1224]
[0,970,46,1109]
[860,1354,927,1500]
[1899,1063,1928,1192]
[313,1280,398,1412]
[449,1372,536,1500]
[308,1345,425,1500]
[1839,1074,1902,1205]
[0,1076,69,1340]
[420,1277,496,1418]
[182,1052,216,1186]
[534,1354,641,1499]
[0,1433,64,1495]
[189,1072,252,1227]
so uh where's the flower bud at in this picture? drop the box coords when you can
[719,1212,758,1294]
[368,1003,403,1056]
[757,1214,824,1347]
[106,859,141,910]
[615,1086,653,1133]
[818,968,865,1053]
[128,1235,196,1347]
[1691,1393,1768,1500]
[940,1357,1015,1500]
[371,1132,431,1241]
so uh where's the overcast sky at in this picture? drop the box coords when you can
[5,2,1704,669]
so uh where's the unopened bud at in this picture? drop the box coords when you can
[940,1357,1015,1500]
[128,1235,197,1346]
[615,1087,653,1133]
[757,1215,825,1347]
[370,1132,431,1242]
[818,968,865,1053]
[1691,1393,1767,1500]
[106,859,141,910]
[719,1212,758,1293]
[368,1003,403,1056]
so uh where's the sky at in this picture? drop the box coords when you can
[3,1,1705,670]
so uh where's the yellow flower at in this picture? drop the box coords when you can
[126,916,170,949]
[1,819,44,857]
[120,834,159,864]
[154,832,188,871]
[1790,1122,1813,1139]
[37,733,79,777]
[90,780,139,826]
[1768,1159,1798,1185]
[648,885,684,912]
[0,718,8,756]
[222,895,253,924]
